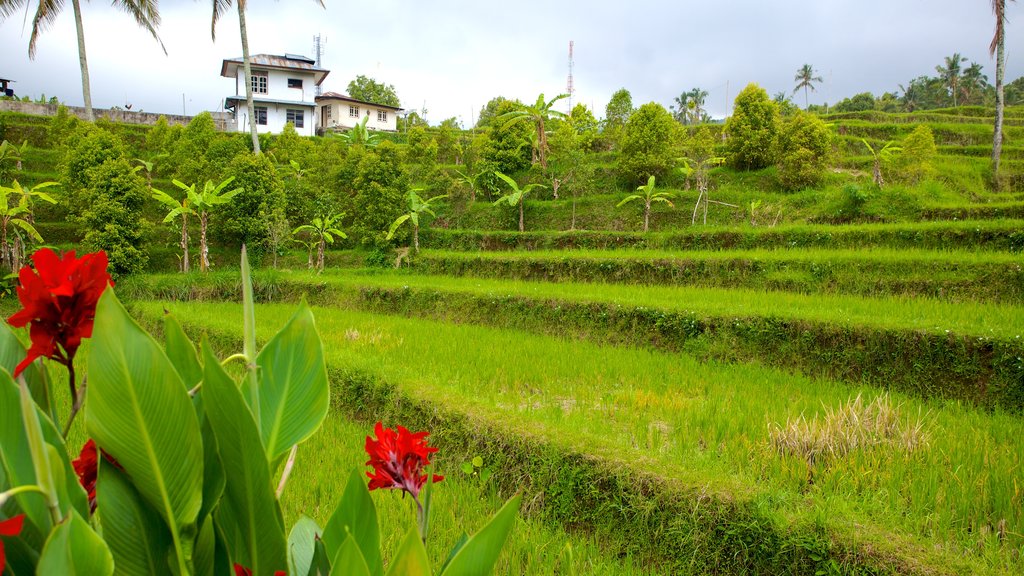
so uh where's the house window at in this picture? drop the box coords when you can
[287,78,303,89]
[349,105,359,118]
[286,109,305,128]
[377,110,387,122]
[251,71,268,94]
[254,106,267,126]
[324,106,332,120]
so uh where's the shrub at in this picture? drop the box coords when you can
[726,84,780,170]
[617,102,680,186]
[76,157,149,276]
[349,141,410,247]
[775,111,834,190]
[891,125,937,184]
[482,100,532,175]
[218,152,285,251]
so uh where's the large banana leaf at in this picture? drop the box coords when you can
[97,458,173,576]
[202,342,288,574]
[36,510,113,575]
[253,302,330,462]
[85,290,203,574]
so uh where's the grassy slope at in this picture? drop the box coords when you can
[133,300,1024,575]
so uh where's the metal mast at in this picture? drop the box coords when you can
[567,40,575,112]
[313,34,324,96]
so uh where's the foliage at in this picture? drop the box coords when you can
[726,84,780,170]
[219,152,285,251]
[386,189,447,253]
[76,158,149,276]
[793,64,823,108]
[59,126,126,196]
[347,141,410,247]
[293,212,346,271]
[602,88,633,146]
[481,100,532,177]
[891,125,937,183]
[346,74,401,108]
[498,93,568,169]
[0,180,56,271]
[775,111,834,190]
[335,115,380,148]
[492,172,545,233]
[617,103,680,186]
[48,105,80,147]
[169,112,221,185]
[616,175,674,232]
[476,96,516,128]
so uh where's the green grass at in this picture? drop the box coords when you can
[133,300,1024,574]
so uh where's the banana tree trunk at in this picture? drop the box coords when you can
[1,225,9,271]
[237,1,261,154]
[537,121,548,169]
[993,14,1006,178]
[70,0,94,122]
[873,158,884,188]
[643,200,651,233]
[200,212,210,272]
[518,199,525,233]
[180,213,190,274]
[11,234,22,273]
[413,224,420,253]
[316,238,325,272]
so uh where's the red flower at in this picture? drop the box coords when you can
[72,439,122,513]
[233,564,285,576]
[0,514,25,574]
[364,421,444,499]
[7,249,111,376]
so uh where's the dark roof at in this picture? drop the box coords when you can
[315,91,403,111]
[221,54,329,85]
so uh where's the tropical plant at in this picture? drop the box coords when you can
[616,175,674,233]
[453,168,486,203]
[617,102,680,186]
[687,87,709,124]
[936,53,969,107]
[681,126,729,225]
[158,176,241,273]
[346,74,401,108]
[793,64,824,109]
[725,84,780,170]
[498,93,568,169]
[292,212,346,272]
[991,0,1016,177]
[335,115,380,147]
[960,62,988,105]
[0,247,521,576]
[0,0,165,122]
[0,140,28,173]
[386,189,447,253]
[211,0,325,153]
[0,181,55,271]
[671,92,690,124]
[862,139,902,188]
[492,171,545,233]
[132,152,167,189]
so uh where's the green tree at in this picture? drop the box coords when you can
[725,83,779,170]
[960,62,988,105]
[861,139,901,188]
[617,102,680,185]
[347,141,409,246]
[77,157,149,276]
[498,93,568,169]
[211,0,325,153]
[680,126,727,225]
[481,100,532,177]
[775,111,834,190]
[833,92,875,113]
[616,175,673,233]
[894,125,937,184]
[991,0,1016,177]
[220,151,285,252]
[453,168,486,203]
[603,88,634,145]
[476,96,515,128]
[793,64,823,109]
[386,189,447,253]
[347,74,400,107]
[547,118,593,228]
[293,212,346,271]
[936,53,968,107]
[0,0,164,122]
[493,171,545,233]
[153,177,241,272]
[687,88,709,124]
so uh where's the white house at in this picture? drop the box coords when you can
[221,54,329,137]
[315,92,402,133]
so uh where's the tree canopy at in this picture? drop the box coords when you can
[347,75,401,108]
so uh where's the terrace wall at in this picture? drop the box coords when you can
[0,100,232,131]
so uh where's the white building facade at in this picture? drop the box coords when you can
[315,92,401,133]
[221,54,329,137]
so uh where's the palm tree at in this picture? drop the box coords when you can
[0,0,164,122]
[861,139,902,188]
[793,64,824,109]
[991,0,1016,177]
[498,93,568,169]
[936,53,968,107]
[960,62,988,105]
[211,0,325,154]
[492,172,545,233]
[687,88,709,124]
[671,92,690,124]
[616,175,674,233]
[292,213,346,272]
[386,189,447,253]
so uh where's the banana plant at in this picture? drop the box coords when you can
[335,115,379,147]
[0,139,29,172]
[154,177,241,273]
[293,213,346,272]
[862,139,902,188]
[453,168,486,203]
[492,172,546,233]
[386,189,447,253]
[0,181,56,271]
[616,175,674,233]
[133,153,168,189]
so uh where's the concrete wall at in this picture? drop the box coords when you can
[229,67,319,136]
[319,100,398,132]
[0,99,232,130]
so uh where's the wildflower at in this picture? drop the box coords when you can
[7,249,111,376]
[72,439,122,513]
[364,421,443,499]
[0,514,25,573]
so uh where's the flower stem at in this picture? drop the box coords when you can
[413,493,426,543]
[61,364,83,439]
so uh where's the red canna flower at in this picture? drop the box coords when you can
[7,248,111,376]
[364,421,444,499]
[233,563,285,576]
[72,439,122,514]
[0,514,25,574]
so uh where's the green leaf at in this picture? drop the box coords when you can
[386,214,411,240]
[254,302,330,462]
[240,246,260,424]
[439,533,468,575]
[163,313,202,390]
[193,517,225,576]
[460,462,474,475]
[439,494,521,576]
[472,456,484,468]
[615,195,640,208]
[37,511,114,576]
[322,468,382,576]
[97,457,173,576]
[384,528,432,576]
[308,536,333,576]
[288,516,321,576]
[85,289,203,574]
[0,321,54,422]
[201,341,288,575]
[330,535,371,576]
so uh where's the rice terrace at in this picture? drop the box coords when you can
[1,1,1024,575]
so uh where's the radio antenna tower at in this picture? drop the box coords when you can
[313,34,324,96]
[566,40,575,112]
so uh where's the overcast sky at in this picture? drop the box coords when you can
[1,1,1021,127]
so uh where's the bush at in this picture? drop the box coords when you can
[481,100,532,175]
[218,152,285,251]
[775,112,834,190]
[76,157,149,276]
[348,141,410,247]
[891,125,937,184]
[726,84,780,170]
[617,102,680,186]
